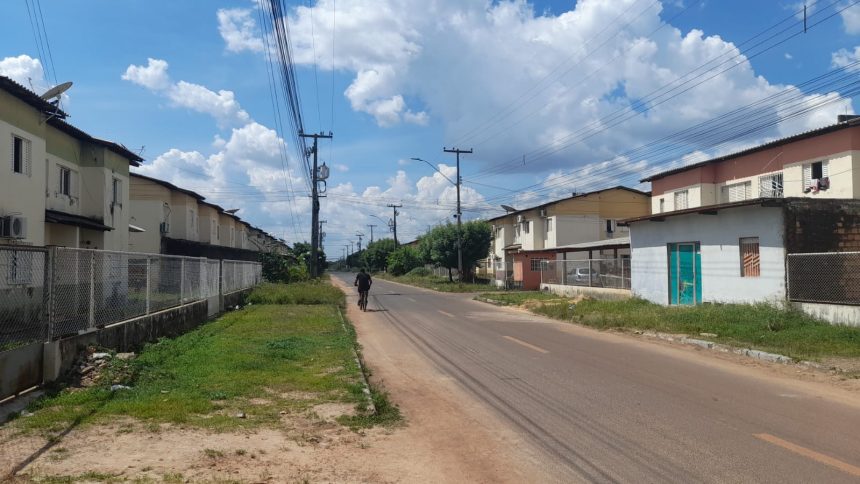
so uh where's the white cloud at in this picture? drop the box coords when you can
[841,3,860,34]
[0,54,48,90]
[784,53,793,60]
[284,0,853,167]
[832,46,860,71]
[123,58,250,126]
[218,8,265,53]
[788,2,815,21]
[333,163,349,172]
[122,58,170,90]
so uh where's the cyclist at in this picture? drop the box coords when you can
[354,269,372,309]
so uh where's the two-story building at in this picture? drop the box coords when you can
[486,186,650,289]
[1,76,142,250]
[626,115,860,307]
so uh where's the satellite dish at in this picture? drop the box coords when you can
[501,204,517,213]
[225,208,240,214]
[40,81,73,101]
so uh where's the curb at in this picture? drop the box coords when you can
[336,306,376,415]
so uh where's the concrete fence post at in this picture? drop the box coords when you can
[45,246,55,341]
[145,256,151,315]
[88,251,95,331]
[180,257,186,302]
[588,259,593,287]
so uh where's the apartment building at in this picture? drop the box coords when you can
[0,76,142,250]
[486,186,650,289]
[627,116,860,306]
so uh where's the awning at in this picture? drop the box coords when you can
[550,236,630,251]
[129,224,146,233]
[502,243,522,251]
[45,210,113,231]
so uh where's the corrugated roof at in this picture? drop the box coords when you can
[0,76,143,166]
[641,118,860,183]
[486,186,650,222]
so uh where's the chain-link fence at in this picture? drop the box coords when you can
[540,258,631,289]
[787,252,860,304]
[0,245,262,348]
[0,246,48,349]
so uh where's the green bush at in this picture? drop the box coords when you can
[387,246,423,276]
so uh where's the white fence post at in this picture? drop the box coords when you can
[145,256,151,315]
[88,251,95,331]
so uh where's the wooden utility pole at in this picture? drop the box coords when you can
[300,131,332,278]
[443,147,472,282]
[387,204,402,247]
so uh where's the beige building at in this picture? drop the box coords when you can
[128,173,206,253]
[0,76,142,249]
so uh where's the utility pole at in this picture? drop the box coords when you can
[319,220,327,248]
[367,224,377,243]
[300,131,333,278]
[443,147,472,282]
[356,233,364,252]
[387,204,402,247]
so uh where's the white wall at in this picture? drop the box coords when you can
[630,205,786,305]
[554,214,600,247]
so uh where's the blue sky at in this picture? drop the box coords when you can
[3,0,860,255]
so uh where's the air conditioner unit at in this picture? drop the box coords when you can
[539,209,547,217]
[159,222,170,234]
[516,215,524,223]
[1,215,27,239]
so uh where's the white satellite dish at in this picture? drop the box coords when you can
[40,81,73,101]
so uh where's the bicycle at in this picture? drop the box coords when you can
[358,290,369,312]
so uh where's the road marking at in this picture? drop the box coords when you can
[503,335,549,354]
[407,297,417,302]
[438,310,455,318]
[754,433,860,477]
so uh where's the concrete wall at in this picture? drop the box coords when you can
[630,205,786,305]
[540,283,632,301]
[792,302,860,327]
[0,118,47,246]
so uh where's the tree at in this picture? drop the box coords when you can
[420,220,492,281]
[387,246,423,276]
[290,241,326,275]
[362,238,397,272]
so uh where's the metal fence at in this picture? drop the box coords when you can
[0,245,262,349]
[540,258,631,289]
[787,252,860,305]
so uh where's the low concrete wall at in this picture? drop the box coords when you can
[541,283,632,301]
[223,289,250,310]
[43,300,210,382]
[0,342,43,400]
[793,301,860,327]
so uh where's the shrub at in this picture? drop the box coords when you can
[405,267,431,277]
[387,246,423,276]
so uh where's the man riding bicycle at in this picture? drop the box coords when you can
[354,269,372,310]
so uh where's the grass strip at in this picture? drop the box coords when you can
[17,303,365,433]
[247,281,345,305]
[478,293,860,361]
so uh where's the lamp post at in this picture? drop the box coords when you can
[411,156,463,281]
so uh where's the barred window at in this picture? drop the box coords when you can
[530,258,547,272]
[674,190,688,210]
[740,237,760,277]
[59,166,72,196]
[759,173,784,198]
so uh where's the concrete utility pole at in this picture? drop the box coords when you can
[356,233,364,252]
[443,147,472,282]
[387,204,402,247]
[300,131,333,278]
[367,224,377,243]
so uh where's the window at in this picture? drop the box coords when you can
[545,218,552,233]
[722,181,752,203]
[674,190,689,210]
[530,258,547,272]
[606,220,614,233]
[112,178,122,206]
[759,173,784,198]
[659,198,665,213]
[740,237,760,277]
[523,221,530,234]
[59,166,71,196]
[7,250,32,285]
[803,161,829,189]
[11,135,31,176]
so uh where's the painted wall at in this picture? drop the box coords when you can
[630,205,786,305]
[129,176,170,254]
[169,192,200,242]
[0,118,47,245]
[198,204,220,245]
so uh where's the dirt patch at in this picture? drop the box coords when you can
[312,402,357,421]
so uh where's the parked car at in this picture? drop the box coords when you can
[568,267,600,284]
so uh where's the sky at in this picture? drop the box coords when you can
[3,0,860,257]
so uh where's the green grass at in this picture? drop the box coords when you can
[379,273,502,293]
[18,303,365,433]
[477,291,562,305]
[247,281,345,306]
[478,293,860,361]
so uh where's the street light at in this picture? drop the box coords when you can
[412,155,463,282]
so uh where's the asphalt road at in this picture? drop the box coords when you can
[332,274,860,483]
